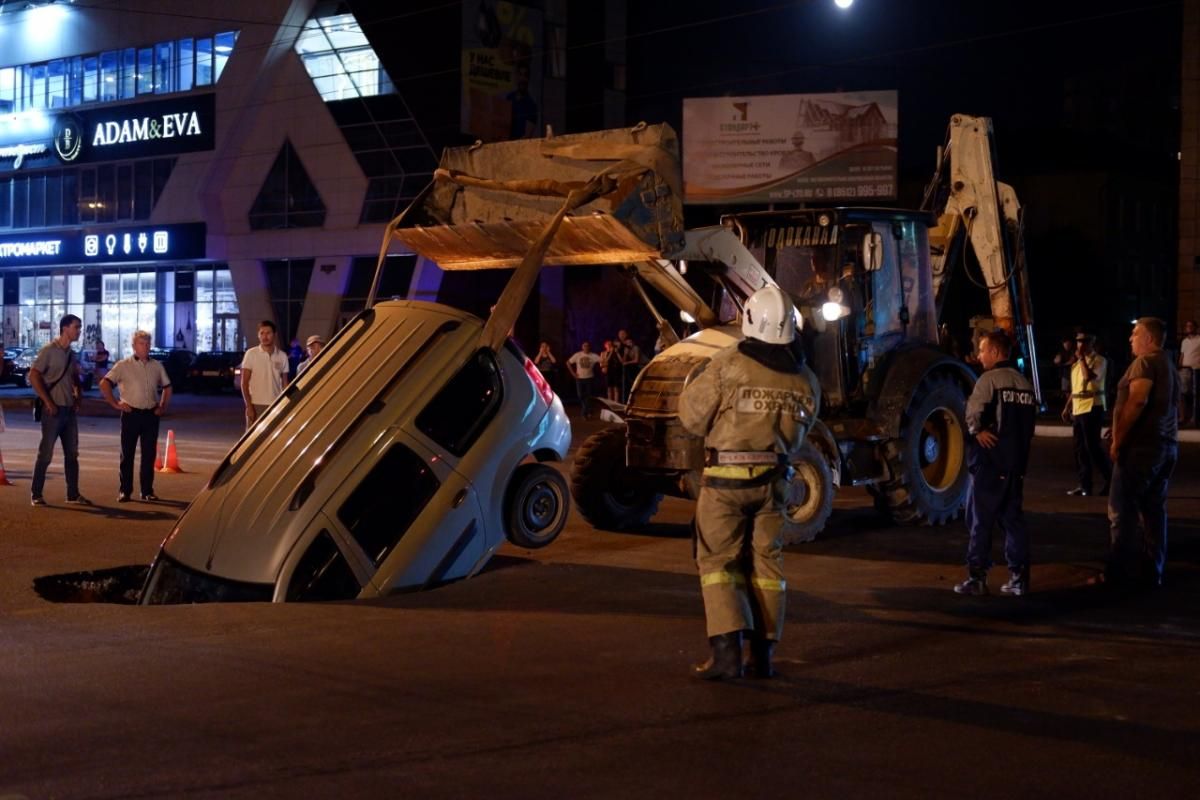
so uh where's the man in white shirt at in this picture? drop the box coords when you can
[567,341,602,419]
[240,320,289,428]
[1178,320,1200,427]
[100,330,172,502]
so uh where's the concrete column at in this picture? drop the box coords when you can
[227,259,275,342]
[297,256,351,340]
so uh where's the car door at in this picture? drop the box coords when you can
[327,428,487,596]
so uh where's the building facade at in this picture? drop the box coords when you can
[0,0,435,359]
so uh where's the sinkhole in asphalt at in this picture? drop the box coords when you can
[34,565,149,604]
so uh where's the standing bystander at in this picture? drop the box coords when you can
[953,331,1038,596]
[617,329,642,402]
[296,334,325,376]
[566,341,602,419]
[1106,317,1179,589]
[240,320,290,429]
[29,314,87,506]
[1063,333,1111,496]
[100,330,172,502]
[1177,320,1199,427]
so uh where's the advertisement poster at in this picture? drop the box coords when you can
[461,1,544,142]
[683,91,898,205]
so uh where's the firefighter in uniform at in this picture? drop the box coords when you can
[954,330,1038,596]
[678,287,819,680]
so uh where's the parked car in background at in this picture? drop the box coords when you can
[2,347,20,386]
[188,351,243,393]
[9,347,38,388]
[149,347,196,391]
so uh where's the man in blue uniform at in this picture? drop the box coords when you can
[955,330,1038,596]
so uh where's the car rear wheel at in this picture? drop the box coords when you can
[504,463,570,549]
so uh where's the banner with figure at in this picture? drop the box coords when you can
[683,91,898,205]
[461,1,544,142]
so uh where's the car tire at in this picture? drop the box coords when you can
[874,373,970,526]
[570,426,662,530]
[504,463,570,549]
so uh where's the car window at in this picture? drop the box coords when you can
[286,530,361,601]
[415,348,503,457]
[338,444,440,566]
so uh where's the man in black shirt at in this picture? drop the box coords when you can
[1106,317,1180,589]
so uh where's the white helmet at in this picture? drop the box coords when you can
[742,286,797,344]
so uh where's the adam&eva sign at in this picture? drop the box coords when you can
[0,94,215,173]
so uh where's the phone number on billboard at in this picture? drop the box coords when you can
[768,184,895,200]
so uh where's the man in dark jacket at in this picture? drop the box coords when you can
[955,330,1038,596]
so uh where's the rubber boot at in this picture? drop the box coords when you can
[745,635,776,679]
[692,632,743,680]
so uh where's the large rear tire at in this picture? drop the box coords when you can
[875,374,969,526]
[570,426,662,530]
[780,441,835,544]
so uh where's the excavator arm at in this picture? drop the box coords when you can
[924,114,1042,403]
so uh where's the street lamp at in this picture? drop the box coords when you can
[834,0,854,8]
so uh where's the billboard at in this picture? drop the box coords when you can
[461,1,544,142]
[683,91,898,205]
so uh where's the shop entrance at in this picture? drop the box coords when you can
[214,314,241,352]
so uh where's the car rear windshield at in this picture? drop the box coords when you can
[415,348,503,457]
[193,352,237,368]
[140,550,274,604]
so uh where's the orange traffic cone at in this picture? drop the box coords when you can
[0,447,13,486]
[157,430,183,474]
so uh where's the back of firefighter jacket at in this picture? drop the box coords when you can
[678,345,819,455]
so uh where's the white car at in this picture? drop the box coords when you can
[141,300,571,603]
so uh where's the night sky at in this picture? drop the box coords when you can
[355,0,1184,356]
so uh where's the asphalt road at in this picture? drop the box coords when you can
[1,397,1198,799]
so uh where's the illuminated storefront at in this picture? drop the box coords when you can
[0,0,439,360]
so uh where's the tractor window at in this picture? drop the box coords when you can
[415,348,503,457]
[339,444,440,566]
[286,530,361,601]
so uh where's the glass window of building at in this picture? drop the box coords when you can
[100,51,118,102]
[196,38,213,86]
[47,59,67,108]
[0,67,15,112]
[12,176,27,228]
[120,48,136,99]
[28,64,46,109]
[28,174,45,227]
[155,41,175,94]
[178,38,195,92]
[68,58,82,106]
[214,32,236,82]
[0,177,11,227]
[294,14,391,101]
[137,48,153,95]
[82,56,98,103]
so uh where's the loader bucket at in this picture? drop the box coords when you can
[391,123,685,270]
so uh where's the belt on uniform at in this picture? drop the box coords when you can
[705,449,786,466]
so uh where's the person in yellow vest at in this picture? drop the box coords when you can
[678,286,819,681]
[1061,332,1111,496]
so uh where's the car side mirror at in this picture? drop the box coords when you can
[863,232,884,272]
